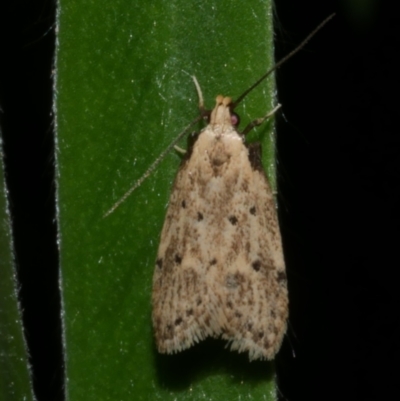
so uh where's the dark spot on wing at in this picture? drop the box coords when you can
[164,324,174,338]
[175,317,183,326]
[252,260,261,271]
[174,254,182,265]
[225,272,245,289]
[156,258,163,269]
[248,142,263,171]
[181,200,186,208]
[182,131,200,161]
[249,206,256,215]
[277,271,287,283]
[228,215,238,225]
[197,212,203,221]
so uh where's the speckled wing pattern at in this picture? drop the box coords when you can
[152,96,288,361]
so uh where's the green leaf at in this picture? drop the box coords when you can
[0,142,35,401]
[55,0,278,399]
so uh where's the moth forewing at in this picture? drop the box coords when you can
[152,94,287,361]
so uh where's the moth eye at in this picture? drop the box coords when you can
[230,112,240,127]
[202,110,211,123]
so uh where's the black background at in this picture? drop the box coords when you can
[0,1,399,400]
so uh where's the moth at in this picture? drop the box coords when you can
[104,15,335,361]
[152,83,287,361]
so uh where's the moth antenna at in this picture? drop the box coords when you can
[231,13,335,108]
[103,114,202,218]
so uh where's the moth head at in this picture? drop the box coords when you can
[207,95,240,127]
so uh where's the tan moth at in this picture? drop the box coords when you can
[152,85,286,361]
[104,15,335,361]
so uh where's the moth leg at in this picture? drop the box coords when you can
[174,145,187,154]
[241,103,282,136]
